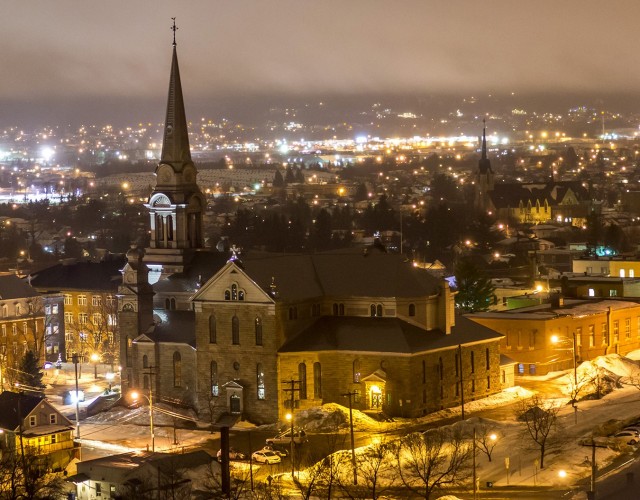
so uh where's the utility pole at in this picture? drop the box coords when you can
[458,344,465,420]
[143,366,155,452]
[282,379,300,478]
[73,354,80,439]
[342,390,358,485]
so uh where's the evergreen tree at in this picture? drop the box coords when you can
[17,350,45,392]
[294,167,305,183]
[454,258,496,312]
[273,170,284,188]
[284,166,296,184]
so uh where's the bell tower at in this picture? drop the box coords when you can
[144,19,206,282]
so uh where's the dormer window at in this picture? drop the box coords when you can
[370,304,383,317]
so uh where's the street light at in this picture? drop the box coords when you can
[131,390,154,452]
[285,412,294,477]
[105,372,114,392]
[90,353,99,380]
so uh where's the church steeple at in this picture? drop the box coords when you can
[144,20,206,279]
[478,118,493,174]
[160,18,192,171]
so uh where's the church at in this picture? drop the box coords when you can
[118,34,505,425]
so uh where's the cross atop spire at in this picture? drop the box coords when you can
[171,17,178,46]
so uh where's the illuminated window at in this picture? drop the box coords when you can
[625,319,631,339]
[64,295,72,306]
[211,361,219,396]
[589,325,595,347]
[257,363,265,400]
[92,296,102,307]
[77,295,87,306]
[353,359,360,383]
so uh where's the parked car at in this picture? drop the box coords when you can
[261,445,288,458]
[612,431,639,445]
[623,426,640,435]
[252,450,281,464]
[216,448,246,461]
[266,428,307,446]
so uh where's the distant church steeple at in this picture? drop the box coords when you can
[144,19,206,281]
[474,119,495,212]
[478,118,493,174]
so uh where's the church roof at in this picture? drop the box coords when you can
[145,310,196,347]
[241,251,441,301]
[489,181,588,209]
[153,251,230,294]
[28,256,126,293]
[278,315,502,354]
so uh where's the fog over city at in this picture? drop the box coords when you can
[3,1,640,126]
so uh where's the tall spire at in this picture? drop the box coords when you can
[478,118,492,174]
[160,18,192,170]
[481,118,487,160]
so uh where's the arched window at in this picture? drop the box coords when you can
[339,303,345,316]
[370,304,376,317]
[170,298,176,310]
[298,363,307,399]
[232,316,240,345]
[224,290,231,301]
[143,355,148,369]
[471,351,475,373]
[486,348,490,369]
[239,290,245,301]
[353,359,361,383]
[376,304,383,317]
[313,362,322,399]
[332,303,338,316]
[409,303,416,317]
[209,315,217,343]
[439,357,443,380]
[422,359,426,383]
[257,363,265,400]
[231,284,238,301]
[211,361,219,396]
[167,215,173,240]
[165,298,170,309]
[173,352,182,388]
[255,317,263,346]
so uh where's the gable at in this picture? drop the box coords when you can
[191,261,274,304]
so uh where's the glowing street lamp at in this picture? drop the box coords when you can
[90,353,100,380]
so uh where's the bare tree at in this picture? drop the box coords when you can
[65,293,119,366]
[473,424,500,462]
[515,395,560,469]
[0,446,66,500]
[202,459,251,500]
[395,429,471,500]
[353,437,397,499]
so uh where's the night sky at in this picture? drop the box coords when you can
[3,1,640,126]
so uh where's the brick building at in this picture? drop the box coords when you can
[118,37,505,424]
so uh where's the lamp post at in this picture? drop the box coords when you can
[131,390,154,452]
[90,353,99,380]
[105,372,114,392]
